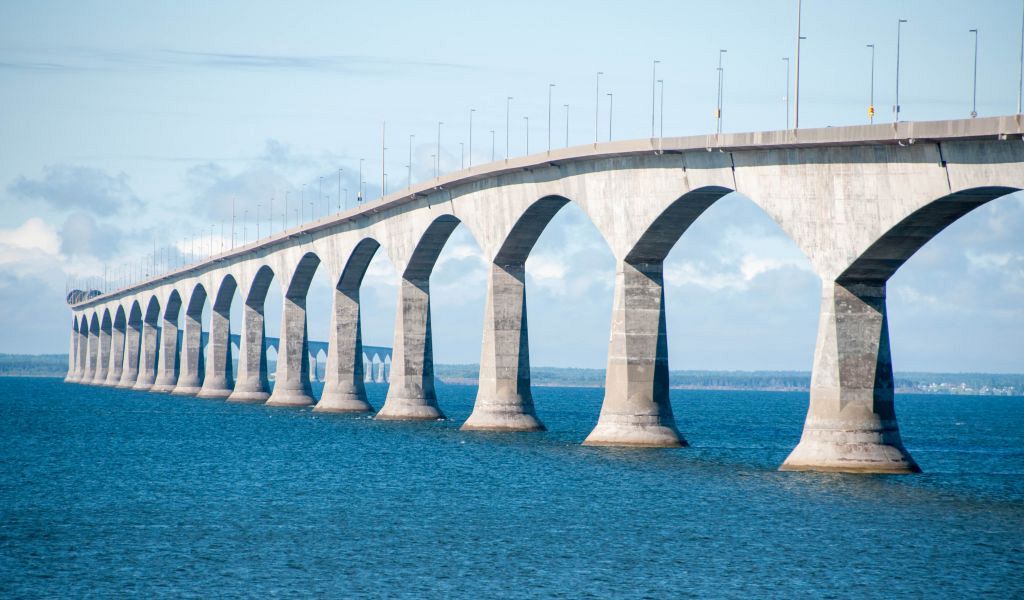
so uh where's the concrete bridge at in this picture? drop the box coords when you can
[64,115,1024,474]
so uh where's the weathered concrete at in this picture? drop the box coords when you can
[228,268,273,403]
[133,300,160,390]
[103,307,126,386]
[266,256,317,407]
[66,115,1024,473]
[316,241,375,413]
[197,277,235,399]
[171,286,206,395]
[117,303,142,388]
[92,311,112,385]
[150,293,181,392]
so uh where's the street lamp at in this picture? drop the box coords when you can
[716,49,727,134]
[523,116,529,154]
[407,134,414,188]
[866,45,875,123]
[783,57,790,129]
[436,121,443,178]
[969,29,979,118]
[358,158,365,202]
[490,130,495,162]
[895,18,908,123]
[564,104,570,147]
[595,71,603,144]
[606,92,613,141]
[506,96,513,160]
[381,121,387,199]
[657,79,664,140]
[548,83,556,152]
[651,59,660,137]
[469,108,475,167]
[1019,0,1023,114]
[795,0,805,129]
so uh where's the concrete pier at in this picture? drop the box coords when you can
[584,261,684,447]
[133,301,159,390]
[150,294,180,392]
[103,309,126,386]
[227,289,270,403]
[171,288,205,396]
[780,282,920,473]
[198,279,235,399]
[265,294,315,407]
[92,313,112,385]
[464,262,543,431]
[117,305,142,388]
[377,277,442,420]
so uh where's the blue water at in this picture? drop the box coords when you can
[2,378,1022,597]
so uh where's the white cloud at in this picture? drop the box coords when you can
[0,217,60,256]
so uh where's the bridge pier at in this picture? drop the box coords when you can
[198,298,234,398]
[266,295,314,407]
[584,261,685,448]
[65,323,81,382]
[91,319,111,385]
[316,287,373,413]
[171,301,204,395]
[103,315,125,386]
[151,312,179,392]
[81,321,97,383]
[133,318,158,390]
[781,281,919,473]
[464,262,544,431]
[228,302,269,403]
[116,313,140,388]
[377,277,443,420]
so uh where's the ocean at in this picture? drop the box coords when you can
[2,377,1022,597]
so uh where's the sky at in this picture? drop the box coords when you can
[0,0,1022,373]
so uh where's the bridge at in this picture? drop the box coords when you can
[64,115,1024,474]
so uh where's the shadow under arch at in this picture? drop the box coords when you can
[173,282,208,394]
[152,290,182,392]
[316,237,381,413]
[783,185,1024,474]
[198,274,238,397]
[266,252,321,406]
[228,265,276,403]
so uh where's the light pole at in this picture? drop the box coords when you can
[318,177,322,218]
[969,29,979,118]
[783,57,790,129]
[407,134,414,188]
[657,79,664,139]
[795,0,804,129]
[381,121,387,198]
[595,71,603,144]
[336,170,341,212]
[436,121,442,178]
[523,116,529,154]
[358,158,364,202]
[895,18,908,123]
[301,184,306,222]
[284,191,289,229]
[490,130,495,162]
[866,45,875,123]
[469,108,475,167]
[564,104,570,147]
[607,92,613,141]
[716,50,727,134]
[506,96,513,159]
[548,83,556,152]
[651,59,660,137]
[256,203,261,239]
[1019,0,1023,114]
[231,197,236,248]
[269,194,273,233]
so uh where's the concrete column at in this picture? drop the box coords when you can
[117,317,141,388]
[781,281,919,473]
[103,320,126,386]
[377,277,442,420]
[171,308,204,395]
[65,323,79,382]
[316,287,372,413]
[228,302,269,403]
[584,261,685,447]
[464,262,543,431]
[75,325,88,382]
[197,303,233,398]
[82,324,97,383]
[91,323,111,385]
[151,321,179,392]
[133,320,158,390]
[265,296,314,407]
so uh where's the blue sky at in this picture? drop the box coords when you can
[1,0,1022,373]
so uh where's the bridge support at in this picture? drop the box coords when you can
[65,323,81,382]
[781,281,919,473]
[82,323,97,383]
[584,261,685,447]
[151,315,179,392]
[116,315,141,388]
[266,295,314,407]
[133,319,158,390]
[228,302,269,403]
[464,262,544,431]
[198,299,233,398]
[377,277,443,420]
[91,321,111,385]
[103,317,125,386]
[316,287,372,413]
[171,304,204,395]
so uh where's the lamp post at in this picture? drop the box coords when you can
[523,116,529,154]
[716,49,727,134]
[436,121,443,178]
[506,96,513,159]
[564,104,570,147]
[318,177,322,218]
[490,130,495,162]
[783,57,790,129]
[256,203,260,239]
[381,121,387,198]
[607,92,613,141]
[469,108,475,167]
[795,0,803,129]
[651,59,660,137]
[358,158,364,202]
[336,170,341,212]
[1018,0,1023,114]
[301,184,306,222]
[969,29,979,118]
[595,71,603,143]
[407,134,414,188]
[866,45,875,123]
[657,79,664,139]
[895,18,908,123]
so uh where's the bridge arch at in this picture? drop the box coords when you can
[229,265,276,403]
[93,308,113,384]
[266,253,320,406]
[198,274,237,397]
[105,304,127,385]
[151,290,182,391]
[172,282,208,394]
